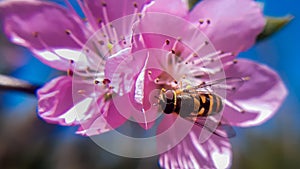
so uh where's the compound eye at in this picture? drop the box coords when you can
[165,90,174,100]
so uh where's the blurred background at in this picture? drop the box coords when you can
[0,0,299,169]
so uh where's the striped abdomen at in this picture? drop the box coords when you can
[174,93,223,118]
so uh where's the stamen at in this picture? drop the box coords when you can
[224,100,245,113]
[76,0,99,31]
[65,29,85,47]
[147,70,156,81]
[64,0,83,24]
[193,67,222,75]
[133,2,138,8]
[171,37,181,54]
[223,59,240,67]
[111,25,119,43]
[33,32,72,62]
[162,39,171,49]
[100,22,111,43]
[198,19,211,28]
[183,41,209,64]
[141,108,148,130]
[101,2,114,41]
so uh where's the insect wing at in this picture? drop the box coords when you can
[188,117,236,138]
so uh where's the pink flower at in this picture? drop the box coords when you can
[0,0,151,135]
[0,0,287,169]
[106,0,287,168]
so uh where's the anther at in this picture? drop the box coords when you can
[102,78,111,85]
[206,19,211,24]
[199,19,204,24]
[242,76,250,81]
[148,70,152,75]
[155,78,160,83]
[94,80,100,84]
[33,32,39,38]
[97,18,102,24]
[171,50,176,54]
[233,59,238,64]
[78,90,86,94]
[204,41,209,45]
[69,59,74,64]
[165,39,170,45]
[65,29,71,35]
[133,2,138,8]
[102,1,107,7]
[98,40,105,45]
[138,13,142,19]
[67,69,73,76]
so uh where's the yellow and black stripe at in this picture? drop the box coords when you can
[159,89,223,118]
[197,94,223,116]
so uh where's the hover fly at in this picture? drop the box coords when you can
[157,77,249,138]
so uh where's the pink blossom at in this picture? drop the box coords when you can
[0,0,150,135]
[0,0,287,169]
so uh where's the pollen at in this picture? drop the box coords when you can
[67,69,73,76]
[165,39,170,45]
[102,78,111,85]
[107,42,113,51]
[101,1,107,7]
[65,29,71,35]
[97,18,103,24]
[206,19,211,24]
[242,76,251,81]
[32,32,39,38]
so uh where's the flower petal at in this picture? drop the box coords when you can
[104,47,148,95]
[143,0,188,17]
[188,0,265,53]
[76,100,127,136]
[85,0,151,24]
[223,59,287,127]
[134,12,214,62]
[37,76,75,125]
[0,1,87,70]
[158,116,232,169]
